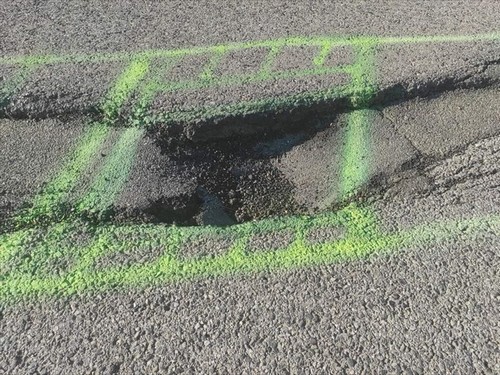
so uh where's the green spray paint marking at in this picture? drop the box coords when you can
[13,123,110,227]
[134,38,378,158]
[132,55,183,122]
[347,41,377,106]
[313,42,333,66]
[101,58,150,119]
[76,127,144,214]
[339,109,372,197]
[1,32,499,302]
[338,41,377,197]
[0,207,498,302]
[1,32,497,129]
[1,32,499,66]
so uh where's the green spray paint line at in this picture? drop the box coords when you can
[0,208,498,302]
[0,205,356,297]
[0,35,340,66]
[131,55,183,125]
[1,32,499,67]
[133,40,351,117]
[376,32,500,45]
[337,41,377,199]
[13,124,110,227]
[83,57,149,215]
[339,109,372,198]
[2,32,494,129]
[128,34,357,127]
[76,127,144,214]
[131,38,356,120]
[347,41,377,106]
[101,58,150,119]
[313,42,333,66]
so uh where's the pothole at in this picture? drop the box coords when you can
[135,119,330,226]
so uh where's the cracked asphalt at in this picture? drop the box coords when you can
[1,2,500,374]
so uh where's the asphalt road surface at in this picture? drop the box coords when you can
[1,2,499,374]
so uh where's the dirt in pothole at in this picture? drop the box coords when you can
[140,126,315,226]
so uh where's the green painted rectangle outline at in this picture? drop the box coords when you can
[1,31,500,302]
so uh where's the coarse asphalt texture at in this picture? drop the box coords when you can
[1,1,500,374]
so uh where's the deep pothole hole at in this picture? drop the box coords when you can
[132,114,343,227]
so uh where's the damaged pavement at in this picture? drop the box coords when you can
[1,2,500,374]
